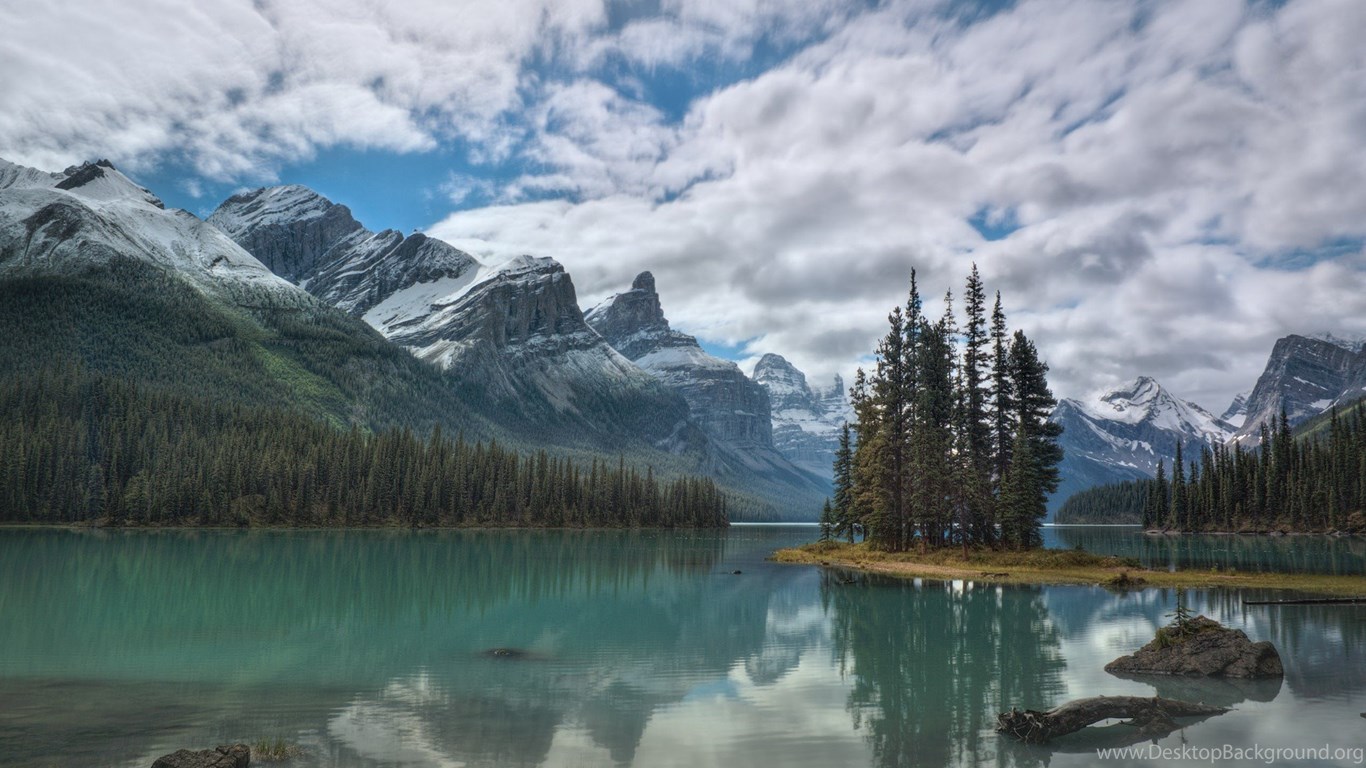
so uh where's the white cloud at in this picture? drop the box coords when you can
[430,0,1366,412]
[4,0,1365,412]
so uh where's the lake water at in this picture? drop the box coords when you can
[1044,526,1366,576]
[2,526,1364,767]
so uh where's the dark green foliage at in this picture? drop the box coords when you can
[840,267,1062,551]
[1056,480,1148,525]
[0,364,728,528]
[0,260,485,437]
[1059,401,1366,533]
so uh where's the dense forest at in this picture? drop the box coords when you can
[0,364,728,528]
[1061,402,1366,533]
[1055,480,1148,525]
[821,266,1062,550]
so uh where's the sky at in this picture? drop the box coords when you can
[3,0,1366,413]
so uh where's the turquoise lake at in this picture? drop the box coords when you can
[2,526,1364,767]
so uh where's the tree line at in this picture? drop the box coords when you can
[1065,401,1366,533]
[820,266,1062,550]
[0,364,728,528]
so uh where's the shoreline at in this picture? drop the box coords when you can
[772,541,1366,596]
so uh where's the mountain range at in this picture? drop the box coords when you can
[0,157,843,519]
[7,156,1360,521]
[1050,334,1366,516]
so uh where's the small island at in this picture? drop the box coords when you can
[778,269,1366,597]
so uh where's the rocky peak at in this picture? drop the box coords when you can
[584,271,687,359]
[753,354,813,406]
[1232,334,1366,443]
[587,272,774,449]
[1220,391,1250,429]
[49,159,164,209]
[209,185,364,283]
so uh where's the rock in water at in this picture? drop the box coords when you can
[151,743,249,768]
[1105,616,1283,678]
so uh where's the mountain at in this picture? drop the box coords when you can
[751,353,852,479]
[0,157,484,435]
[210,187,696,449]
[1220,391,1250,430]
[212,188,826,517]
[1050,376,1233,517]
[585,272,772,446]
[1,159,296,303]
[1230,334,1366,444]
[586,272,830,509]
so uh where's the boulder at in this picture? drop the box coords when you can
[151,744,249,768]
[1105,616,1283,678]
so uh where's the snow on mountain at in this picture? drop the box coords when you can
[0,158,295,301]
[586,272,774,448]
[586,272,829,503]
[210,187,699,442]
[752,353,852,479]
[1076,376,1233,444]
[1049,377,1233,516]
[1220,391,1250,430]
[1231,334,1366,444]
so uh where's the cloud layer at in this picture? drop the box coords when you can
[4,0,1365,411]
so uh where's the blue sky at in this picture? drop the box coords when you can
[4,0,1366,410]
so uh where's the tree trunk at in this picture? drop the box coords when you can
[996,696,1229,744]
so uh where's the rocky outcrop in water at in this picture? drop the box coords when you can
[151,744,249,768]
[1104,615,1284,678]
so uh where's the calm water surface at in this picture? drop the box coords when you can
[2,526,1364,767]
[1044,526,1366,575]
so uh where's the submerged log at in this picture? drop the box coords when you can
[996,696,1229,744]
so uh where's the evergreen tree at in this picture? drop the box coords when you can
[832,422,857,543]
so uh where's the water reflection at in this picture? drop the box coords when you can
[1,528,1364,768]
[826,572,1067,768]
[1046,526,1366,575]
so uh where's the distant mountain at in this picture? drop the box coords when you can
[1220,391,1250,430]
[1,159,296,302]
[1230,334,1366,444]
[751,353,851,480]
[0,157,484,435]
[212,189,826,517]
[210,187,697,450]
[586,272,830,509]
[1050,377,1233,517]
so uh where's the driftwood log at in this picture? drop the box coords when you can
[996,696,1229,744]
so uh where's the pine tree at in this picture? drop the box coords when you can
[832,422,857,543]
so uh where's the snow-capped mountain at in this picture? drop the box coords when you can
[1220,391,1250,430]
[586,272,829,500]
[586,272,774,448]
[0,158,295,303]
[210,187,690,437]
[1049,376,1234,516]
[1230,334,1366,444]
[751,353,852,479]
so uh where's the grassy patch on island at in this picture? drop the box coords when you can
[772,541,1366,596]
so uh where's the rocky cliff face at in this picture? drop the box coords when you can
[752,353,851,478]
[211,189,693,443]
[1231,334,1366,444]
[209,186,477,315]
[0,158,297,304]
[586,272,774,449]
[1050,377,1233,516]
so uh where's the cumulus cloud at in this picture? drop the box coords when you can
[4,0,1365,412]
[432,0,1366,412]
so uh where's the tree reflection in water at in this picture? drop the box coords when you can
[825,571,1067,768]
